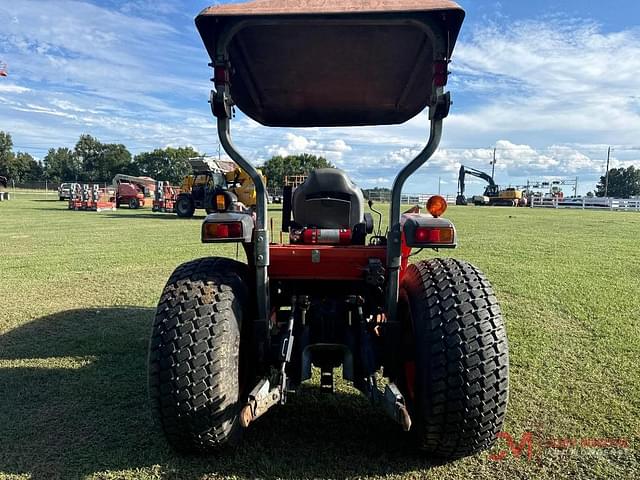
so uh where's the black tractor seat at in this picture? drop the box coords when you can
[291,169,372,244]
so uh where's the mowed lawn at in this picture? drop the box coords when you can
[0,193,639,480]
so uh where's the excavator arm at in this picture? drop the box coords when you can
[456,165,497,205]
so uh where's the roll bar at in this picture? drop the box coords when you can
[209,15,452,348]
[386,115,443,323]
[216,117,271,346]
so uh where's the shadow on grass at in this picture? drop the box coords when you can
[0,308,437,479]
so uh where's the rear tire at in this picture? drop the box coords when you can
[399,258,508,460]
[148,257,250,452]
[175,195,195,218]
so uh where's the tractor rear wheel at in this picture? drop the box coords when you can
[399,258,508,460]
[175,195,195,218]
[148,257,250,452]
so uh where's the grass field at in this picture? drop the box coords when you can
[1,193,639,480]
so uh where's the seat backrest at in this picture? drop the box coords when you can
[292,169,364,229]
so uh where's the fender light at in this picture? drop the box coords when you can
[415,226,454,244]
[201,212,254,243]
[402,215,457,249]
[203,222,243,240]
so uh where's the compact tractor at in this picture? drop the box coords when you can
[149,0,509,461]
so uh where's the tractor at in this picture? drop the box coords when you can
[149,0,509,461]
[174,157,265,218]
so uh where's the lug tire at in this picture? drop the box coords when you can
[148,257,250,452]
[175,195,195,218]
[399,258,508,460]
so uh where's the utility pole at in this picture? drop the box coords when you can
[438,176,441,195]
[604,146,611,197]
[490,147,497,181]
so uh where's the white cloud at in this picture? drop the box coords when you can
[448,18,640,145]
[0,84,30,94]
[265,133,352,164]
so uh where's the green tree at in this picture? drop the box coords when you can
[74,135,133,182]
[134,147,201,185]
[596,166,640,198]
[97,143,132,181]
[16,152,44,183]
[0,132,44,183]
[261,153,334,189]
[74,134,102,181]
[44,147,82,183]
[0,131,16,179]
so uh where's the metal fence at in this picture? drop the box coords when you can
[530,196,640,211]
[366,191,456,204]
[4,181,112,193]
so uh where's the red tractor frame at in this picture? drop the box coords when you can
[149,0,509,461]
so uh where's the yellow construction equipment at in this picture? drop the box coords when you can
[174,158,266,218]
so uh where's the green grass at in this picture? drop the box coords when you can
[0,194,639,479]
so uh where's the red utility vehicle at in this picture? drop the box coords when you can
[149,0,508,461]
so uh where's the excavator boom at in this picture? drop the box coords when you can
[456,165,496,205]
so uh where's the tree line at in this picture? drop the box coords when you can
[0,130,334,188]
[595,166,640,198]
[3,130,640,196]
[0,131,201,185]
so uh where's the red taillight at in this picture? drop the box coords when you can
[228,222,243,237]
[216,224,229,237]
[433,61,448,87]
[299,228,352,245]
[414,226,454,244]
[203,222,243,240]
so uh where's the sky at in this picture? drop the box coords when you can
[1,0,639,195]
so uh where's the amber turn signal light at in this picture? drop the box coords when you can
[216,194,227,211]
[426,195,447,217]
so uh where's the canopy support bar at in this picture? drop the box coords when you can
[217,117,271,354]
[385,117,443,323]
